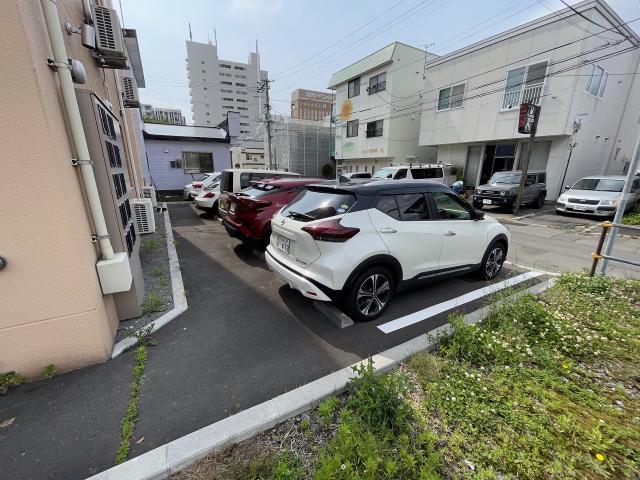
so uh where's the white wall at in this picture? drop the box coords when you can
[334,44,436,164]
[419,6,638,148]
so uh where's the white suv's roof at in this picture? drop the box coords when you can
[379,164,452,170]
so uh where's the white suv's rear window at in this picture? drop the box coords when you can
[411,168,443,179]
[281,189,356,222]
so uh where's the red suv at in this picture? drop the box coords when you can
[223,177,325,247]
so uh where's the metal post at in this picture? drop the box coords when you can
[600,127,640,274]
[261,79,274,169]
[590,222,610,277]
[513,131,535,216]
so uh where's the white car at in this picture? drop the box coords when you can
[556,175,640,217]
[372,164,456,185]
[194,182,220,213]
[265,180,510,321]
[184,172,221,200]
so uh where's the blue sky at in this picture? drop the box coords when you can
[115,0,638,122]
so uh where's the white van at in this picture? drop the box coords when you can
[217,168,300,216]
[372,164,457,186]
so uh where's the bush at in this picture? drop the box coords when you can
[346,358,411,433]
[321,163,334,179]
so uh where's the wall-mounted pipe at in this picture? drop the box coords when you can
[40,0,115,260]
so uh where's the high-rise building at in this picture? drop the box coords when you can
[186,40,267,135]
[291,89,333,120]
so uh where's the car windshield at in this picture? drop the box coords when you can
[373,168,396,179]
[572,178,624,192]
[236,183,281,197]
[197,174,210,181]
[489,172,521,184]
[281,189,356,222]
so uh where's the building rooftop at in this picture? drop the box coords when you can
[327,42,427,89]
[142,123,228,142]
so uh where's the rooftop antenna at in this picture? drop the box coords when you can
[420,42,435,79]
[256,38,259,54]
[188,21,192,41]
[214,26,217,46]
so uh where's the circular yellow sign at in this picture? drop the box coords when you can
[341,99,353,121]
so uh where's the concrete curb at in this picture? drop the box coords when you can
[89,277,556,480]
[111,206,188,358]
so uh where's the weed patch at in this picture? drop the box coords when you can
[141,292,165,315]
[41,364,58,380]
[141,239,159,254]
[0,371,25,395]
[622,211,640,225]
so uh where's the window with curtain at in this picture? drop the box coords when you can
[437,83,465,110]
[585,64,608,98]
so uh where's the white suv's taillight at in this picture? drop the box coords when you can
[301,218,359,242]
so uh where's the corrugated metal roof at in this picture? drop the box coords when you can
[327,43,397,89]
[142,123,227,140]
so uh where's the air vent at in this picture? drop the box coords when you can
[121,76,140,108]
[131,199,156,234]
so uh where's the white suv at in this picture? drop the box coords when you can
[266,180,510,321]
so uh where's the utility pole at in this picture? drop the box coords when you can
[514,103,541,216]
[259,79,274,169]
[600,126,640,274]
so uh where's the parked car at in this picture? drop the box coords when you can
[372,164,456,185]
[556,175,640,217]
[265,180,509,321]
[473,170,547,212]
[185,172,221,200]
[218,168,300,217]
[339,172,372,180]
[222,178,325,247]
[194,182,220,213]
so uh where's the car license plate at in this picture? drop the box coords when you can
[277,235,290,254]
[483,199,492,205]
[229,202,236,213]
[574,205,587,211]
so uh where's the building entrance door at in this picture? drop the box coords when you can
[479,144,516,184]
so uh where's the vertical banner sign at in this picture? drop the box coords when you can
[518,103,541,135]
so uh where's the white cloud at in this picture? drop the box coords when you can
[229,0,284,19]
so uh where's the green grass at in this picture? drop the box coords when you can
[41,364,58,380]
[141,292,165,315]
[140,239,159,254]
[0,371,26,395]
[622,211,640,225]
[406,273,640,479]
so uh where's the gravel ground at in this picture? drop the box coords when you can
[115,209,174,343]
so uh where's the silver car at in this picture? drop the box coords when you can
[556,175,640,217]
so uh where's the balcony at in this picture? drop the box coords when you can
[501,83,543,111]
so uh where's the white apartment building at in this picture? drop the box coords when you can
[186,40,267,135]
[418,0,640,199]
[140,104,186,125]
[328,42,439,175]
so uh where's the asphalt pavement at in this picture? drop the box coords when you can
[0,202,549,480]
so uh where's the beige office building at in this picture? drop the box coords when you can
[291,89,333,121]
[1,0,149,377]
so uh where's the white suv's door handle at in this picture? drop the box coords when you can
[380,227,397,234]
[444,231,456,236]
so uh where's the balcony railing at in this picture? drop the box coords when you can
[501,83,543,110]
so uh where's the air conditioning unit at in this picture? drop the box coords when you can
[142,186,157,208]
[131,198,156,234]
[91,4,128,69]
[121,76,140,108]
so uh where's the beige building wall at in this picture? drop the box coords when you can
[0,0,142,377]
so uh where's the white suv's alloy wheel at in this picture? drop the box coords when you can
[485,246,504,279]
[356,273,391,316]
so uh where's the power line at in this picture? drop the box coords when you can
[558,0,629,39]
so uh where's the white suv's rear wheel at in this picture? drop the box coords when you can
[346,267,395,322]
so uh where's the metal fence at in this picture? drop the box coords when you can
[589,221,640,276]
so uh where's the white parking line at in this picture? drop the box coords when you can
[504,261,560,277]
[377,271,545,334]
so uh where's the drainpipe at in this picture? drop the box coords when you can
[40,0,114,260]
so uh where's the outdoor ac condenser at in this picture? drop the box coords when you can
[121,76,140,108]
[131,198,156,234]
[142,186,157,208]
[91,4,128,68]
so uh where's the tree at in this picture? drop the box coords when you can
[321,163,334,179]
